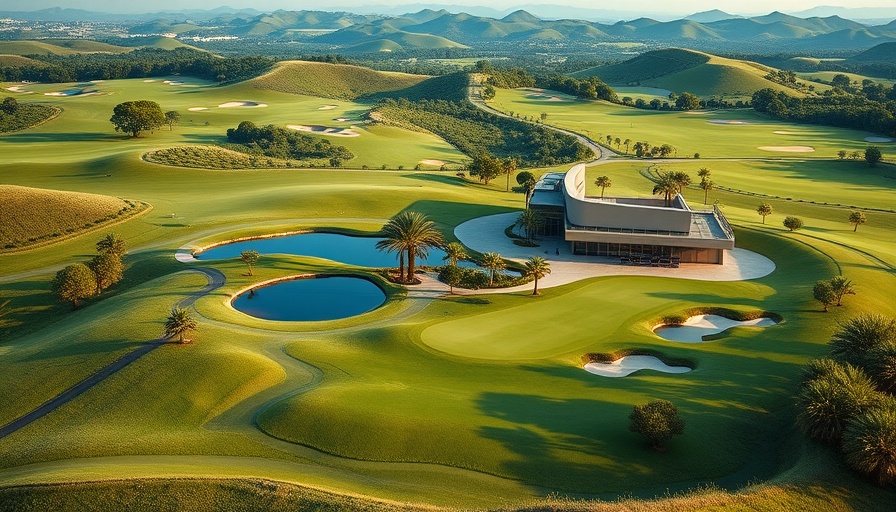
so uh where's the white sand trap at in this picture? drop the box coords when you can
[584,356,692,378]
[286,124,360,137]
[865,136,893,143]
[318,105,338,110]
[683,111,714,115]
[773,130,829,136]
[419,159,445,166]
[188,107,209,112]
[708,120,752,125]
[758,146,815,153]
[654,314,777,343]
[163,80,186,86]
[334,117,351,122]
[527,93,564,101]
[5,86,29,93]
[143,79,156,83]
[218,101,268,108]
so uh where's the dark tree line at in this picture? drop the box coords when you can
[224,121,354,163]
[752,87,896,137]
[0,48,273,84]
[474,60,618,102]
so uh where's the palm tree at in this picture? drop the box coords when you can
[842,405,896,486]
[756,203,773,224]
[442,242,467,267]
[623,138,631,153]
[652,173,678,207]
[96,233,126,257]
[376,212,445,283]
[697,167,712,180]
[849,211,867,232]
[164,307,197,344]
[524,256,551,295]
[515,209,542,242]
[700,178,715,205]
[480,252,506,286]
[829,276,856,306]
[796,361,879,444]
[669,171,691,194]
[502,157,517,192]
[594,175,612,199]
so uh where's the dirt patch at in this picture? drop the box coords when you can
[286,124,360,137]
[757,146,815,153]
[865,136,894,143]
[218,101,268,108]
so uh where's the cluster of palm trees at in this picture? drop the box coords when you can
[797,314,896,486]
[375,211,446,283]
[651,170,691,206]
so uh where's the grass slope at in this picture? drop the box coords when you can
[575,48,799,98]
[248,61,428,100]
[0,55,43,67]
[0,185,143,251]
[0,40,130,56]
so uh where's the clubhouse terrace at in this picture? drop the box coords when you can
[529,164,734,264]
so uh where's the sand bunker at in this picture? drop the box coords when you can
[758,146,815,153]
[188,107,209,112]
[654,314,777,343]
[683,111,714,115]
[142,79,156,83]
[163,80,186,86]
[418,159,445,166]
[773,130,829,136]
[708,120,752,125]
[865,136,893,143]
[318,105,338,110]
[43,89,87,97]
[287,124,360,137]
[526,93,565,102]
[334,117,352,122]
[5,86,29,93]
[584,356,691,378]
[218,101,268,108]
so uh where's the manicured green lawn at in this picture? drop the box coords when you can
[1,73,895,510]
[489,87,892,159]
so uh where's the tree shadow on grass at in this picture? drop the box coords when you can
[401,173,467,187]
[0,132,124,143]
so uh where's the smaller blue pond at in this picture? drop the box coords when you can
[197,232,475,268]
[232,276,386,321]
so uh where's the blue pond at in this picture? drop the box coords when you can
[198,232,472,268]
[232,276,386,321]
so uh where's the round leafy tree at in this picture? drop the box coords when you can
[110,100,165,137]
[51,263,97,309]
[783,216,804,231]
[628,399,685,451]
[865,146,882,167]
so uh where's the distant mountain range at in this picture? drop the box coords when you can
[1,7,895,53]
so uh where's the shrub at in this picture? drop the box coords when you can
[830,314,896,368]
[796,361,880,444]
[783,216,804,231]
[629,399,685,451]
[842,401,896,486]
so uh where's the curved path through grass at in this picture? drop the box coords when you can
[0,267,224,440]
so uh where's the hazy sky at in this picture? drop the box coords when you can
[3,0,895,15]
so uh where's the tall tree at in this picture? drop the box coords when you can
[524,256,551,295]
[756,203,773,224]
[240,250,260,276]
[376,212,445,283]
[502,157,517,192]
[813,281,836,312]
[164,307,197,344]
[469,153,502,185]
[51,263,97,309]
[480,252,506,286]
[164,110,180,131]
[516,171,537,207]
[652,173,678,207]
[96,233,126,257]
[849,211,867,232]
[515,209,542,242]
[594,175,612,199]
[699,178,714,205]
[829,276,855,306]
[442,242,467,267]
[89,252,123,294]
[110,100,165,138]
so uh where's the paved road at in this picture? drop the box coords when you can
[0,267,224,440]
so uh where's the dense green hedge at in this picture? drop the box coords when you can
[0,101,58,133]
[225,121,354,163]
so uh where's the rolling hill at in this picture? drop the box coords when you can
[0,55,44,67]
[850,41,896,61]
[573,48,800,98]
[0,40,130,56]
[246,61,429,99]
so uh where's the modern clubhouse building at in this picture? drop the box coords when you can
[529,164,735,264]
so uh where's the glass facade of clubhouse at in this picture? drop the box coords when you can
[529,165,735,264]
